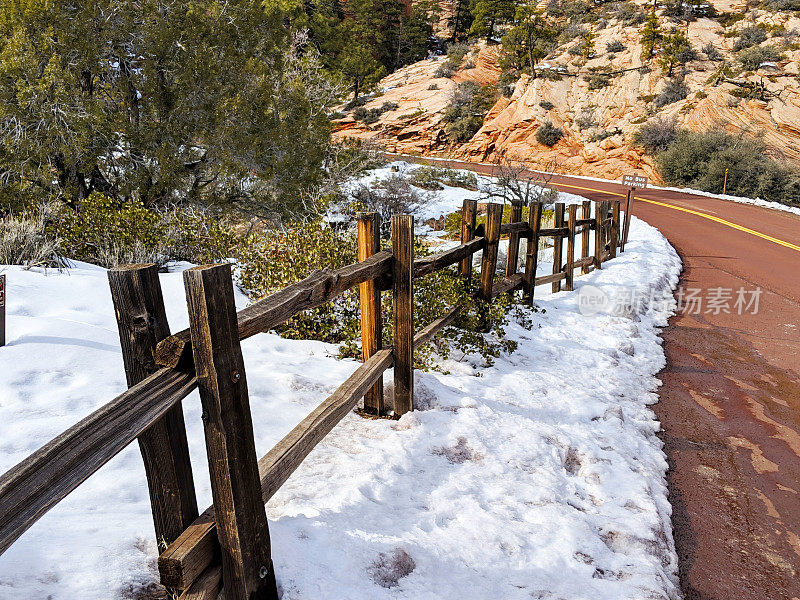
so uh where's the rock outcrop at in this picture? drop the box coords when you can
[333,3,800,182]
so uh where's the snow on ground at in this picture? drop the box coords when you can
[0,176,682,599]
[338,161,590,228]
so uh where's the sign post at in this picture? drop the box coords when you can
[620,174,648,251]
[0,274,5,347]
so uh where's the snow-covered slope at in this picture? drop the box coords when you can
[0,216,682,599]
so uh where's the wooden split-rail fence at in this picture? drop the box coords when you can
[0,197,628,599]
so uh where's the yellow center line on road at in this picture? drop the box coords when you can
[636,197,800,253]
[543,179,800,253]
[391,155,800,253]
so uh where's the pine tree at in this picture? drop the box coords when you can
[304,0,435,95]
[660,28,694,76]
[500,2,556,77]
[337,37,386,99]
[581,27,596,59]
[450,0,475,42]
[470,0,516,43]
[640,10,662,60]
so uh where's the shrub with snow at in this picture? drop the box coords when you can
[0,205,65,269]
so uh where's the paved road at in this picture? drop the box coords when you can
[391,155,800,599]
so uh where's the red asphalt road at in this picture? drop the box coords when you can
[392,155,800,599]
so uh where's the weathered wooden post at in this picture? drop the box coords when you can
[564,205,577,292]
[392,215,414,417]
[581,201,591,275]
[357,213,384,416]
[479,203,503,302]
[108,264,198,550]
[183,264,278,600]
[621,189,634,251]
[478,203,503,332]
[523,202,542,303]
[505,200,524,276]
[459,199,478,286]
[611,200,621,259]
[0,274,5,347]
[594,201,604,270]
[552,202,565,293]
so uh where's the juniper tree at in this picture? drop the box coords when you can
[0,0,334,219]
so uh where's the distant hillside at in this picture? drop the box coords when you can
[333,0,800,185]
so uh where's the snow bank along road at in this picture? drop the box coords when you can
[398,155,800,600]
[0,208,684,596]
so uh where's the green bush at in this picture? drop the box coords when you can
[654,78,688,107]
[354,101,400,123]
[388,258,524,371]
[444,205,556,240]
[737,45,784,70]
[237,221,361,344]
[761,0,800,9]
[657,129,800,205]
[445,42,470,65]
[442,82,498,144]
[587,72,612,90]
[734,26,768,51]
[702,42,722,60]
[716,12,746,28]
[237,220,530,369]
[51,193,237,268]
[53,194,166,268]
[575,112,597,130]
[606,40,626,53]
[589,128,622,142]
[434,63,457,78]
[160,206,239,265]
[539,101,555,110]
[611,1,644,25]
[362,109,382,124]
[434,42,471,79]
[536,121,564,146]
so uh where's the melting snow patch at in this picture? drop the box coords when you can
[0,216,682,599]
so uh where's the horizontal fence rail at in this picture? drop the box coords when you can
[156,251,394,369]
[0,194,630,598]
